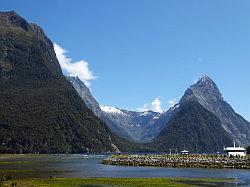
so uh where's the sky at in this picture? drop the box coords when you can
[1,0,250,120]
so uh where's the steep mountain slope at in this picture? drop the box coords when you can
[66,76,133,140]
[0,11,117,154]
[154,75,250,152]
[66,76,102,117]
[66,76,164,142]
[154,101,232,153]
[181,75,250,146]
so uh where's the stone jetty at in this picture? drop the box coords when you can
[101,154,250,169]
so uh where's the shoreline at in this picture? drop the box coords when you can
[0,154,248,186]
[102,154,250,169]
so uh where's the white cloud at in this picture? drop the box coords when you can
[137,98,163,113]
[168,99,178,108]
[151,98,163,113]
[53,43,96,86]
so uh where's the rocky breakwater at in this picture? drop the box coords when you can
[101,154,250,169]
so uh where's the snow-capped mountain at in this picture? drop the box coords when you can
[100,105,126,115]
[99,105,164,142]
[67,75,250,147]
[67,76,166,142]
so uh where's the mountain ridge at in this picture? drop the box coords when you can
[0,11,118,153]
[68,74,250,150]
[66,76,164,142]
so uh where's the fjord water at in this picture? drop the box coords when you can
[1,155,250,186]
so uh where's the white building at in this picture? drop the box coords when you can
[224,142,246,157]
[181,150,189,155]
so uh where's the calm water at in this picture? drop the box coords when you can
[0,154,250,186]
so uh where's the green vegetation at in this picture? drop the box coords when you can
[0,161,29,165]
[1,177,234,187]
[154,101,232,153]
[0,12,117,154]
[111,134,156,153]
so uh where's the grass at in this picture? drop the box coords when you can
[2,177,235,187]
[0,154,51,158]
[0,161,30,165]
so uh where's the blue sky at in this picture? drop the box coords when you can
[1,0,250,120]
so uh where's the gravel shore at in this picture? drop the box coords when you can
[102,154,250,169]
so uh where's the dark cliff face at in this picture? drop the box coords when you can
[0,11,115,153]
[181,75,250,146]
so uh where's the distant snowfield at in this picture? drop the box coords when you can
[100,105,126,115]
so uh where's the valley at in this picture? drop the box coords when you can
[0,5,250,187]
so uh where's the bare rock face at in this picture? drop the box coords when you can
[66,76,102,117]
[181,75,250,146]
[66,76,163,142]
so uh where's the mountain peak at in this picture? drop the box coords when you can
[0,11,30,31]
[199,74,212,80]
[179,75,250,146]
[196,75,215,86]
[192,75,222,98]
[181,75,223,104]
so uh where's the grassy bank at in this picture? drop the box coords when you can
[2,177,235,187]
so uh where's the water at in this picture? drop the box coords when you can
[0,154,249,186]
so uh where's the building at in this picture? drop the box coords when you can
[180,150,189,155]
[224,142,246,157]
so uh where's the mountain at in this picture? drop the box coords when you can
[154,75,250,152]
[66,76,133,140]
[180,75,250,146]
[68,74,250,149]
[102,108,163,142]
[66,76,102,117]
[66,76,165,142]
[67,71,250,152]
[154,101,232,153]
[0,11,118,154]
